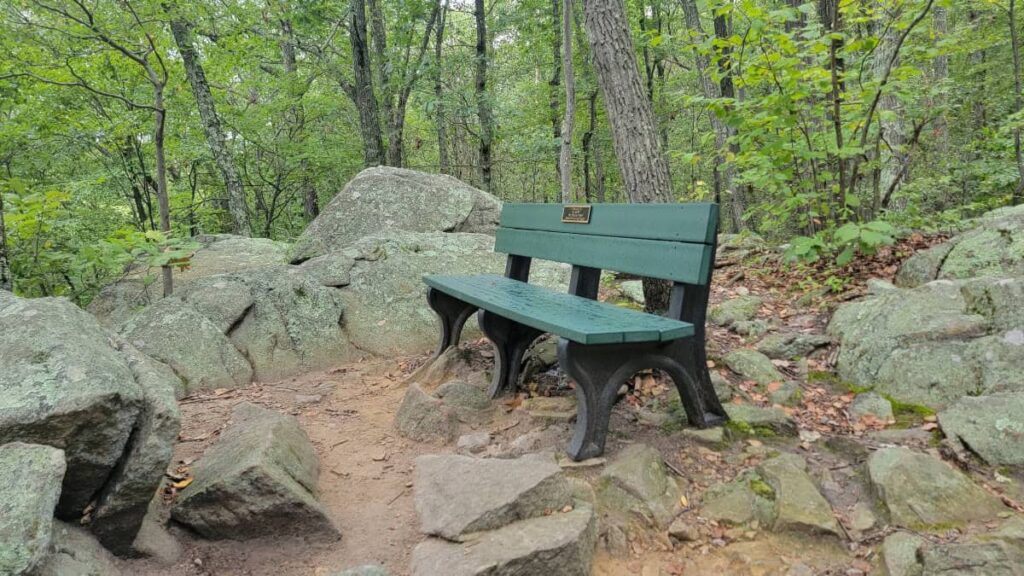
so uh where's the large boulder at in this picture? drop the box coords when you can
[0,443,66,575]
[171,403,339,540]
[867,447,1004,529]
[289,167,501,263]
[330,231,568,356]
[829,277,1024,409]
[897,205,1024,287]
[414,453,572,540]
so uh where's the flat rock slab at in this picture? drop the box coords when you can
[725,404,798,437]
[171,402,338,540]
[709,296,763,327]
[414,453,572,540]
[867,447,1005,529]
[596,444,681,527]
[0,443,66,575]
[35,522,123,576]
[756,454,840,537]
[756,332,831,360]
[939,393,1024,466]
[723,349,783,387]
[411,505,597,576]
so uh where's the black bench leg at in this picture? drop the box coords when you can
[558,338,729,461]
[679,340,729,425]
[426,288,477,357]
[478,310,543,398]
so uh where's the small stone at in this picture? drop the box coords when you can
[668,518,700,542]
[456,432,491,454]
[604,524,629,556]
[295,394,323,406]
[757,453,841,537]
[725,404,798,437]
[757,332,832,360]
[723,349,784,387]
[619,280,645,305]
[523,396,577,423]
[769,381,803,406]
[733,319,770,337]
[710,371,734,402]
[681,427,727,447]
[880,532,925,576]
[849,392,895,424]
[414,453,572,540]
[394,383,459,442]
[596,444,682,527]
[333,566,390,576]
[848,502,877,532]
[709,296,763,327]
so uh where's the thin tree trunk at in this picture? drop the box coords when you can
[581,0,672,204]
[932,6,949,158]
[434,0,450,174]
[1012,0,1024,204]
[872,7,907,208]
[0,188,10,292]
[169,18,250,236]
[153,85,173,297]
[551,0,563,186]
[278,18,319,220]
[560,0,576,202]
[367,0,397,165]
[350,0,386,167]
[475,0,494,191]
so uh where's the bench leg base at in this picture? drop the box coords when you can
[478,310,543,398]
[558,339,728,461]
[426,288,478,358]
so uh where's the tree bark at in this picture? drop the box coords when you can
[581,0,672,204]
[474,0,494,192]
[0,187,10,292]
[551,0,563,185]
[434,0,450,174]
[279,18,319,220]
[1011,0,1024,204]
[872,6,907,207]
[169,18,251,236]
[350,0,386,167]
[153,84,173,297]
[560,0,576,202]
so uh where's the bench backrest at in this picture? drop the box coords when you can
[494,203,718,286]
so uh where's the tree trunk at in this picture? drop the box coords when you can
[350,0,386,167]
[169,18,250,236]
[873,7,907,208]
[582,0,672,310]
[474,0,494,191]
[932,6,949,158]
[367,0,397,165]
[1012,0,1024,204]
[434,0,450,174]
[153,86,173,297]
[560,0,576,202]
[551,0,563,186]
[581,0,672,204]
[0,187,10,292]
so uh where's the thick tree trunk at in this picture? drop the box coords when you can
[581,0,672,204]
[350,0,386,167]
[434,0,450,174]
[474,0,494,191]
[169,18,250,236]
[560,0,576,202]
[0,188,10,292]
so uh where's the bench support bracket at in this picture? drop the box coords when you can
[558,338,728,461]
[478,309,543,398]
[426,288,478,357]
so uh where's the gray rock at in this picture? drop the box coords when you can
[619,280,645,305]
[335,231,568,357]
[732,319,770,337]
[0,443,65,575]
[90,343,181,555]
[411,505,597,576]
[711,371,734,402]
[596,444,681,527]
[895,243,954,288]
[457,432,491,454]
[178,276,255,333]
[435,381,492,413]
[333,566,390,576]
[769,381,803,406]
[701,471,775,527]
[667,518,700,542]
[723,349,783,386]
[880,532,925,576]
[919,542,1022,576]
[521,337,559,383]
[756,454,840,537]
[709,296,763,327]
[849,392,894,424]
[0,295,142,517]
[681,427,727,447]
[131,507,181,564]
[290,167,501,262]
[34,522,123,576]
[725,404,798,437]
[939,393,1024,466]
[523,395,577,423]
[118,298,253,396]
[394,384,459,442]
[414,453,572,540]
[171,403,338,540]
[757,332,831,360]
[867,278,899,294]
[867,447,1005,529]
[717,234,768,262]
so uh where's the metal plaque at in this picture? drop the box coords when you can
[561,205,592,224]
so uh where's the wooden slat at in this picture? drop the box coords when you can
[424,274,694,344]
[500,203,719,244]
[494,228,714,285]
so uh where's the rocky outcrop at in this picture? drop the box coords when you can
[171,403,338,540]
[0,294,180,555]
[289,167,501,263]
[896,205,1024,287]
[0,443,66,575]
[867,447,1004,529]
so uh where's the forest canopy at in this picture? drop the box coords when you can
[0,0,1019,303]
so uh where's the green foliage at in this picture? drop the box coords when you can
[785,220,896,266]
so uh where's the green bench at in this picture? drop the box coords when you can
[423,203,727,460]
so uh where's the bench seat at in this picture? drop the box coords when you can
[424,274,693,345]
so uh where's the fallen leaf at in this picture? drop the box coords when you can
[172,477,193,490]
